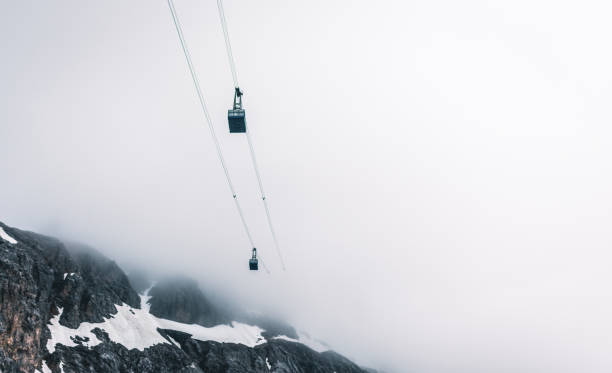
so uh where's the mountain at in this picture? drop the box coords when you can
[0,221,372,373]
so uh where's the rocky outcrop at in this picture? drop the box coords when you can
[0,223,147,372]
[59,243,141,329]
[0,223,69,371]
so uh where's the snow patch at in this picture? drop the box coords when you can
[266,357,272,370]
[47,294,266,353]
[46,307,104,353]
[47,302,170,353]
[141,287,266,347]
[46,286,323,355]
[274,331,330,352]
[38,361,52,373]
[0,227,17,244]
[167,335,180,347]
[63,273,75,280]
[157,316,265,347]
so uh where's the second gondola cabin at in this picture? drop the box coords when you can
[249,248,258,270]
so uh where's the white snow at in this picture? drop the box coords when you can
[167,335,180,347]
[38,361,52,373]
[274,331,330,352]
[46,292,267,353]
[63,273,75,280]
[158,317,265,347]
[46,307,105,353]
[0,227,17,244]
[139,289,266,347]
[46,285,324,355]
[266,357,272,370]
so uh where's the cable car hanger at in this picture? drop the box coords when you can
[217,0,287,271]
[166,0,269,273]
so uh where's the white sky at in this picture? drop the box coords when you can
[2,1,612,372]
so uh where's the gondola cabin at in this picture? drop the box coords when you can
[249,257,258,270]
[228,87,246,133]
[249,248,258,271]
[228,109,246,133]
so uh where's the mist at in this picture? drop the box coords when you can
[2,0,612,372]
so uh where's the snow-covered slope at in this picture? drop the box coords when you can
[46,290,268,354]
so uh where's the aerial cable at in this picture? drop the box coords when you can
[217,0,287,270]
[166,0,269,274]
[216,0,239,88]
[245,131,286,270]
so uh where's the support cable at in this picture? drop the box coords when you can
[167,0,269,273]
[217,0,239,88]
[245,130,286,270]
[217,0,287,270]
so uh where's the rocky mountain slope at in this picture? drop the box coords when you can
[0,222,370,373]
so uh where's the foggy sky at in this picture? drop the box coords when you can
[2,1,612,372]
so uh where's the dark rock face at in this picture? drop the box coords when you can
[0,223,70,370]
[188,338,365,373]
[59,242,141,329]
[47,331,366,373]
[148,277,229,327]
[0,221,369,373]
[48,335,201,373]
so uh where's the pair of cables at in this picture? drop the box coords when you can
[167,0,286,272]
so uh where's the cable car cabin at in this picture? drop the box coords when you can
[228,109,246,133]
[228,87,246,133]
[249,247,258,271]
